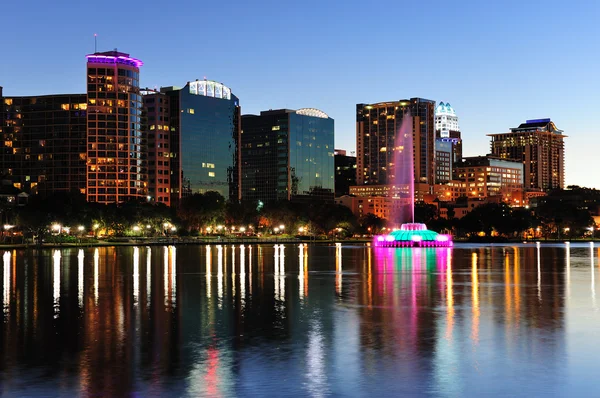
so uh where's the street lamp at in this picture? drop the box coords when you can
[274,227,280,233]
[78,225,85,232]
[52,223,61,234]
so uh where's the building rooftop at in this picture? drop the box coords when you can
[86,51,143,67]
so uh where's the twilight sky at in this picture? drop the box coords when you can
[1,0,598,188]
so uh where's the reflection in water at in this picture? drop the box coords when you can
[78,250,84,308]
[53,250,61,318]
[217,245,223,307]
[537,243,542,302]
[240,245,246,305]
[335,243,342,296]
[94,248,99,305]
[566,243,571,301]
[299,244,305,301]
[3,251,10,317]
[0,244,580,396]
[471,252,479,345]
[592,243,596,307]
[206,245,212,299]
[305,320,328,397]
[146,246,152,306]
[133,247,139,306]
[274,245,286,302]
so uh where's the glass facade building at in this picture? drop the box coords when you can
[86,51,147,204]
[0,92,87,195]
[241,108,334,203]
[176,81,240,200]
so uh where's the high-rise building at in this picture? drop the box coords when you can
[240,108,334,203]
[85,51,147,204]
[0,91,87,195]
[488,119,566,191]
[141,89,173,206]
[434,102,459,136]
[156,80,240,202]
[435,101,462,164]
[434,139,453,183]
[356,98,436,187]
[334,149,356,197]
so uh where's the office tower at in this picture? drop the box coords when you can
[334,149,356,196]
[86,51,147,204]
[356,98,436,187]
[0,90,87,195]
[434,139,453,183]
[435,101,462,164]
[454,156,523,199]
[240,108,334,203]
[141,89,172,205]
[159,80,240,202]
[488,119,566,190]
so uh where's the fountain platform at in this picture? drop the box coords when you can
[374,223,452,247]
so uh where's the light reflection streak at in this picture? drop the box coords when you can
[504,252,512,329]
[305,320,328,396]
[299,244,305,301]
[513,247,520,324]
[78,250,84,308]
[537,243,542,302]
[217,245,223,308]
[146,247,151,307]
[446,248,454,340]
[471,252,479,345]
[3,251,10,317]
[240,245,246,305]
[566,243,570,301]
[367,246,372,307]
[170,246,176,306]
[592,244,596,308]
[279,245,285,302]
[94,248,99,305]
[249,245,253,295]
[206,246,212,299]
[335,243,342,296]
[133,247,140,307]
[163,246,169,307]
[231,245,236,299]
[53,250,61,318]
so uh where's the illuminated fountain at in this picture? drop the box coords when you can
[374,114,452,248]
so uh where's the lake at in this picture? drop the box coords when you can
[1,243,599,397]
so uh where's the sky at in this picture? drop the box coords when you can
[1,0,598,188]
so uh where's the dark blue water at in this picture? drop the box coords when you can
[1,243,598,397]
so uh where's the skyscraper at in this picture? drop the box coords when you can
[488,119,566,191]
[240,108,334,203]
[435,101,462,164]
[163,80,240,202]
[85,51,146,204]
[0,91,87,195]
[356,98,436,187]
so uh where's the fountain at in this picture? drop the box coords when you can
[374,114,452,248]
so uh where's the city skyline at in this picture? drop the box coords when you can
[1,0,598,188]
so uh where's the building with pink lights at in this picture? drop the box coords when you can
[85,51,147,204]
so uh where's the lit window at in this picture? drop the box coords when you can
[208,172,215,177]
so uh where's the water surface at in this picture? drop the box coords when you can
[1,243,599,396]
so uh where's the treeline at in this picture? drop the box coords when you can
[5,186,599,241]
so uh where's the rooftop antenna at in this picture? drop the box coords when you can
[94,33,97,53]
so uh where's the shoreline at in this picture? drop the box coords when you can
[0,237,597,251]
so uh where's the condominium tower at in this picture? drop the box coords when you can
[356,98,436,186]
[85,51,147,204]
[488,119,565,191]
